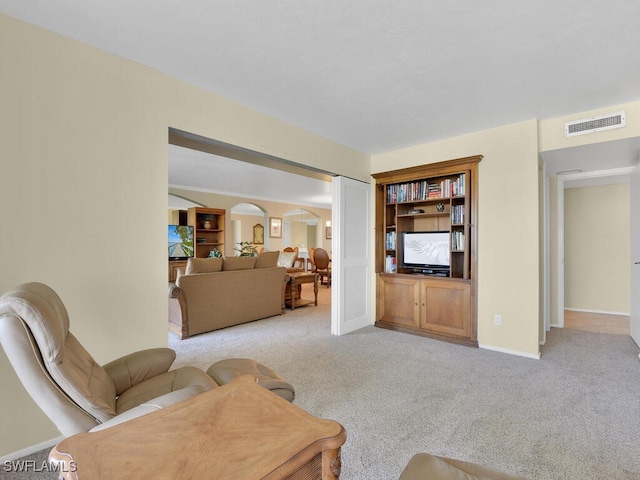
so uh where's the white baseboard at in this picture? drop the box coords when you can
[565,307,630,316]
[479,343,541,360]
[0,436,63,464]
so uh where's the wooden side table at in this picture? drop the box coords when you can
[288,272,319,310]
[49,376,346,480]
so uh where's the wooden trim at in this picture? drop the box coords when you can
[374,320,479,348]
[372,155,483,183]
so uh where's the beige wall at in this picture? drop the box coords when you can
[564,184,630,313]
[372,120,541,358]
[0,14,367,457]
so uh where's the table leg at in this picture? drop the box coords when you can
[291,279,297,310]
[314,274,318,306]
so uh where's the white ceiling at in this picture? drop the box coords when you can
[4,1,640,202]
[168,144,333,209]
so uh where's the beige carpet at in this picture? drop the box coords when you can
[167,285,640,479]
[5,284,640,479]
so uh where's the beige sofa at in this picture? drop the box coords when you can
[169,252,288,339]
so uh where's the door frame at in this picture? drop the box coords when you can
[330,176,372,335]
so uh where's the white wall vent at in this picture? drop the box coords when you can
[564,111,626,137]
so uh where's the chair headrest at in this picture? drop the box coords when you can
[0,282,70,363]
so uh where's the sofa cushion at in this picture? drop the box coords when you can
[185,257,223,274]
[254,251,279,269]
[223,256,257,271]
[277,251,296,268]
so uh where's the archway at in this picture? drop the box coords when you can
[230,202,268,253]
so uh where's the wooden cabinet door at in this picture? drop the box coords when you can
[419,279,471,338]
[168,260,188,282]
[377,275,420,328]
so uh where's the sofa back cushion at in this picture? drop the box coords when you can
[186,257,223,274]
[223,256,257,271]
[254,251,279,269]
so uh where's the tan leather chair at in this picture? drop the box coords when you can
[313,247,331,287]
[399,453,526,480]
[0,282,218,436]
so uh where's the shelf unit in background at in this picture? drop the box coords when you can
[187,207,226,258]
[373,155,481,347]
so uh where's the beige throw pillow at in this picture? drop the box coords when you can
[185,257,223,274]
[277,251,296,268]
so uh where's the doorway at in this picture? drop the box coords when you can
[168,128,373,337]
[541,136,640,347]
[553,168,633,335]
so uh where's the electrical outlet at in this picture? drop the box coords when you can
[494,314,502,326]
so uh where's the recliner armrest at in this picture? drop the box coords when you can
[89,385,205,432]
[103,348,177,396]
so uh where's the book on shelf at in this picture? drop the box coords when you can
[385,255,397,273]
[451,231,465,251]
[451,205,465,224]
[385,231,396,250]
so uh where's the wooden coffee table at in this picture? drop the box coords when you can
[49,376,346,479]
[288,272,319,310]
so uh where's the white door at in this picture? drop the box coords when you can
[630,164,640,349]
[331,176,371,335]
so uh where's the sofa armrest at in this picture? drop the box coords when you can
[103,348,177,396]
[168,282,181,298]
[168,283,189,339]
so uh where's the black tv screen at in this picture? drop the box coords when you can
[402,231,450,268]
[168,225,194,260]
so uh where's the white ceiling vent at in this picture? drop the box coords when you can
[564,111,626,137]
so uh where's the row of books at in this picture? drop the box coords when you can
[451,231,465,251]
[451,205,465,224]
[385,256,397,273]
[386,173,465,203]
[385,231,397,250]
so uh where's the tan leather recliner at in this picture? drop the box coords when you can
[399,453,527,480]
[0,282,219,436]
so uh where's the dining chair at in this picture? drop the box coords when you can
[313,248,331,287]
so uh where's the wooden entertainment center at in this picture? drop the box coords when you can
[373,155,481,347]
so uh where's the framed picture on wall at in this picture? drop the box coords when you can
[253,224,264,244]
[269,217,282,238]
[326,226,332,239]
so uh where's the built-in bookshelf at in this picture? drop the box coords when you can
[372,155,481,347]
[187,207,226,258]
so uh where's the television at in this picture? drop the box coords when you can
[168,225,195,260]
[402,231,450,271]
